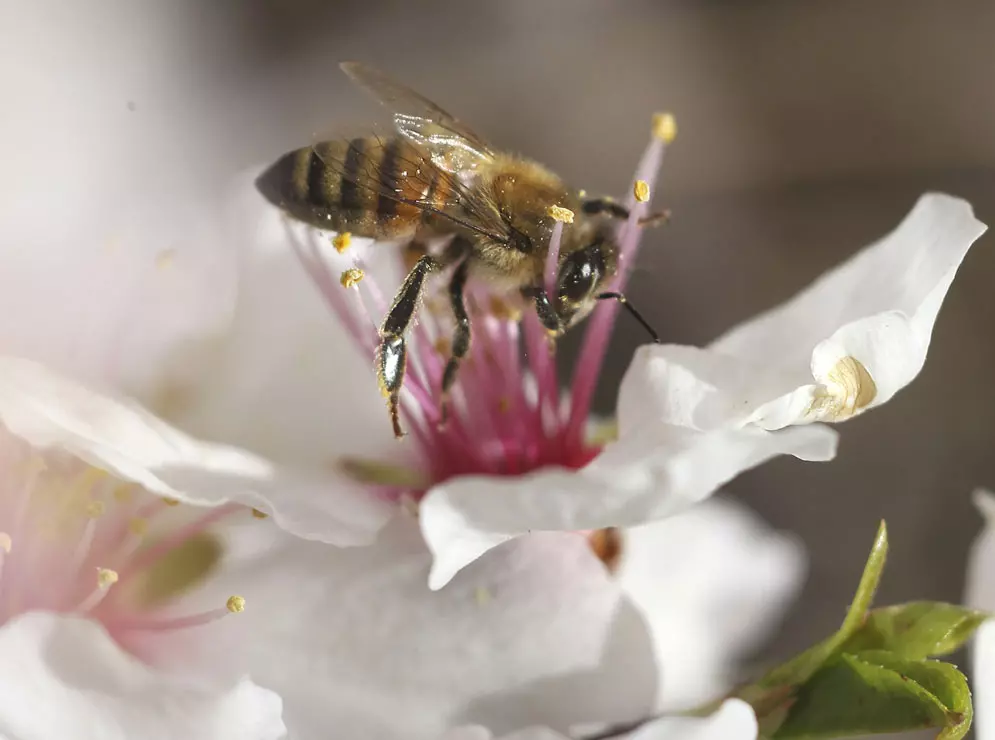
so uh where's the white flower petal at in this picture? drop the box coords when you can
[421,421,834,589]
[973,621,995,740]
[618,498,804,710]
[0,612,284,740]
[199,517,659,740]
[444,699,757,740]
[965,488,995,613]
[0,0,237,402]
[627,699,757,740]
[0,355,392,545]
[650,193,985,430]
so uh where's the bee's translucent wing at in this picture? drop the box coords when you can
[310,133,510,244]
[341,61,494,174]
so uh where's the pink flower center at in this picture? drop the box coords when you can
[0,431,244,657]
[294,120,671,506]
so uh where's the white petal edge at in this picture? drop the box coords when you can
[421,421,836,589]
[618,498,805,710]
[443,699,757,740]
[0,612,285,740]
[0,355,392,546]
[641,194,987,431]
[973,621,995,740]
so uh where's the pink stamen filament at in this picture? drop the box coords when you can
[104,607,233,632]
[565,134,668,441]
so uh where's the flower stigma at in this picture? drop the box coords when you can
[292,114,676,565]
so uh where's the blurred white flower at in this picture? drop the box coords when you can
[190,503,787,738]
[965,489,995,740]
[0,428,285,739]
[443,697,757,740]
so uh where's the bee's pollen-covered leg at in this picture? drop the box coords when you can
[440,258,471,423]
[378,254,440,438]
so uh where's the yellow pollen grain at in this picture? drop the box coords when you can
[633,180,651,203]
[652,112,677,143]
[547,205,575,224]
[97,568,119,589]
[226,595,246,613]
[332,232,352,253]
[128,517,149,537]
[85,500,106,518]
[112,483,134,503]
[0,532,11,554]
[340,268,365,289]
[578,189,587,198]
[163,497,181,507]
[251,508,269,519]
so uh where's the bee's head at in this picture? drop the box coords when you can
[527,234,660,343]
[553,237,617,328]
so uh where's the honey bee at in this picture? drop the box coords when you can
[257,62,661,438]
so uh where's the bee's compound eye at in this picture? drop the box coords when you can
[557,251,598,304]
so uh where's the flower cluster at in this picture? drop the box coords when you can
[1,4,992,738]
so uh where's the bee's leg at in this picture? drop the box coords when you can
[379,254,441,439]
[582,197,670,228]
[439,257,471,423]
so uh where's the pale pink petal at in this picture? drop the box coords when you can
[0,612,285,740]
[0,0,237,401]
[0,355,392,545]
[193,517,658,740]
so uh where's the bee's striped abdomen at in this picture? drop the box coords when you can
[255,136,448,240]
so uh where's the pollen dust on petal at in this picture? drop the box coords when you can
[809,356,877,421]
[155,248,176,270]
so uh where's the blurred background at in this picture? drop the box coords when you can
[6,0,995,734]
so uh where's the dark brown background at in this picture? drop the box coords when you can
[186,1,995,734]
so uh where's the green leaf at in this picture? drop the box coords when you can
[755,521,889,690]
[772,651,972,740]
[841,602,989,660]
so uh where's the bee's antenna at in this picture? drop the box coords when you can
[595,292,661,343]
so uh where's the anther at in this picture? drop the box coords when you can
[332,232,352,254]
[251,508,268,519]
[547,205,575,224]
[163,497,181,507]
[633,180,651,203]
[85,500,105,518]
[226,595,245,613]
[97,568,119,589]
[340,268,365,289]
[77,567,119,612]
[652,112,678,143]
